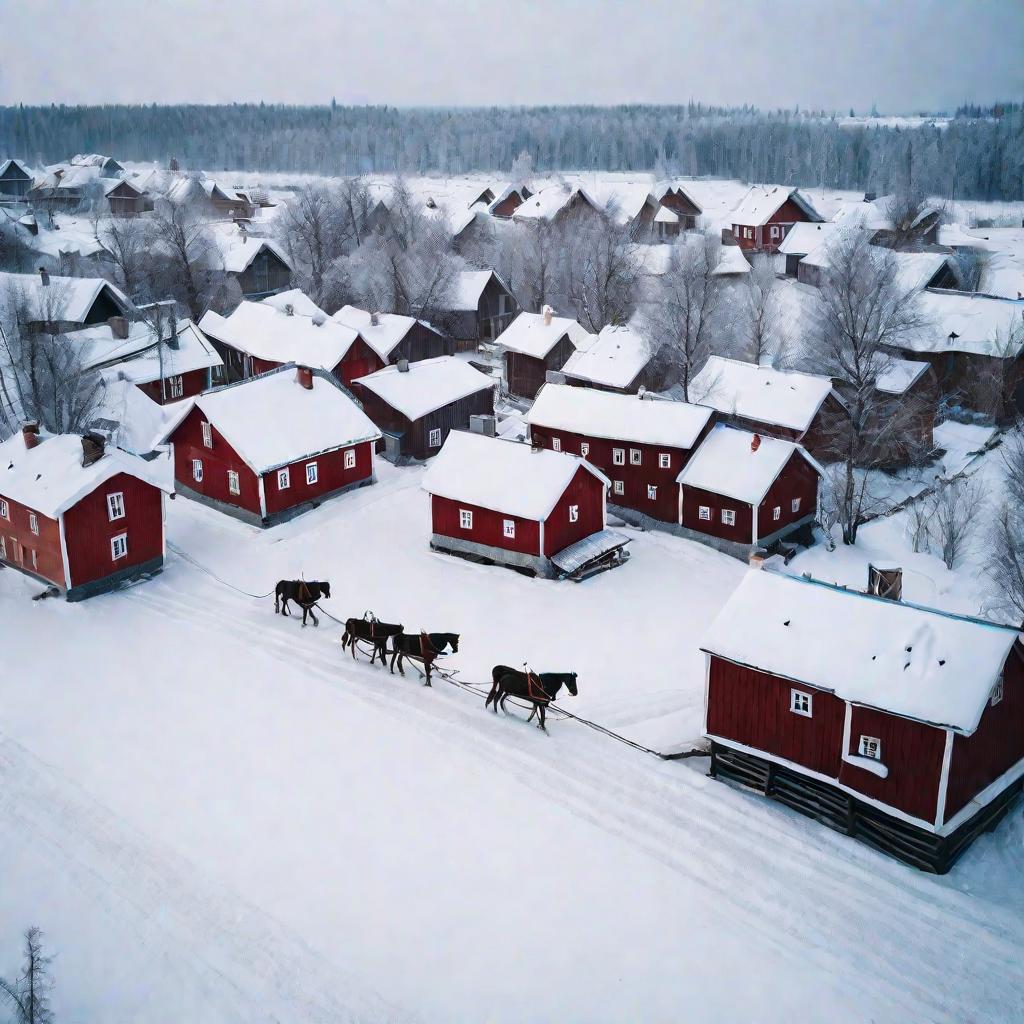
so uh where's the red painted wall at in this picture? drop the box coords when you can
[944,647,1024,821]
[0,493,65,586]
[838,706,945,823]
[529,423,706,525]
[491,193,525,218]
[336,338,384,387]
[431,494,541,555]
[734,197,816,252]
[136,367,209,405]
[63,471,164,588]
[707,657,846,777]
[261,441,374,517]
[755,453,819,540]
[680,484,753,543]
[542,465,605,556]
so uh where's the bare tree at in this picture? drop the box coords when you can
[564,215,643,331]
[143,205,220,318]
[735,254,784,365]
[0,927,55,1024]
[929,475,985,570]
[905,493,932,553]
[643,232,724,400]
[276,184,352,307]
[986,433,1024,623]
[99,214,147,297]
[881,185,938,251]
[806,232,923,543]
[0,279,102,436]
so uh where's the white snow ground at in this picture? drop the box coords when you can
[1,461,1023,1022]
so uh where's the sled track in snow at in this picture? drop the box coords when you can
[129,578,1024,1024]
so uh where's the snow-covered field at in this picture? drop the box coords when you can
[2,461,1023,1022]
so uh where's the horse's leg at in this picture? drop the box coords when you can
[311,606,319,627]
[526,704,537,723]
[538,704,547,732]
[274,592,279,614]
[424,658,432,687]
[301,605,308,627]
[485,682,496,709]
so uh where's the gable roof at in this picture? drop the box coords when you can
[219,235,292,275]
[332,305,442,362]
[906,290,1024,357]
[512,185,601,222]
[199,301,358,373]
[777,221,840,256]
[676,424,823,503]
[873,357,931,395]
[0,159,31,179]
[0,431,173,519]
[730,186,823,227]
[691,356,834,433]
[528,383,713,449]
[354,356,494,422]
[446,270,508,312]
[0,272,130,324]
[422,430,608,521]
[104,178,146,198]
[496,310,590,359]
[561,324,652,390]
[701,569,1021,733]
[654,181,704,213]
[166,365,380,474]
[261,289,328,320]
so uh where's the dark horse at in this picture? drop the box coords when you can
[485,665,578,732]
[389,632,460,686]
[341,614,404,666]
[275,580,331,627]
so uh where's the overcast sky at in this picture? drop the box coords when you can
[2,0,1021,111]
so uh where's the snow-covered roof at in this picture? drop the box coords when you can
[199,302,357,373]
[219,234,291,275]
[74,318,222,385]
[496,310,590,359]
[691,356,834,433]
[422,430,608,521]
[677,424,822,502]
[873,357,930,395]
[447,270,505,312]
[0,272,130,324]
[70,153,121,171]
[104,178,145,198]
[170,366,381,474]
[712,245,752,276]
[777,221,840,256]
[512,185,600,222]
[702,569,1021,733]
[332,305,440,362]
[261,289,328,320]
[799,239,958,292]
[654,181,704,213]
[0,158,31,179]
[907,290,1024,357]
[730,186,822,227]
[597,183,657,225]
[528,383,713,449]
[0,431,173,519]
[561,324,652,390]
[354,356,494,421]
[90,377,174,456]
[487,183,530,214]
[654,206,679,225]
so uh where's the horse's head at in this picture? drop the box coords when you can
[321,582,331,599]
[564,672,578,697]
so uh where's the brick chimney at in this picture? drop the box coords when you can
[542,304,554,326]
[108,316,129,340]
[81,432,105,467]
[21,421,40,450]
[296,366,314,390]
[38,266,50,287]
[751,433,761,452]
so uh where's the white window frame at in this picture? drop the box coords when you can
[459,508,473,530]
[30,548,37,570]
[791,498,801,513]
[107,492,125,521]
[629,448,642,466]
[991,677,1004,707]
[580,442,590,458]
[0,498,8,520]
[552,437,562,452]
[569,504,579,523]
[790,689,813,717]
[428,427,442,448]
[503,519,516,539]
[28,512,39,535]
[344,449,357,470]
[227,469,240,496]
[858,735,882,760]
[658,453,671,469]
[277,467,290,490]
[647,484,657,500]
[192,459,203,483]
[201,420,213,449]
[613,480,624,495]
[773,505,781,521]
[0,536,5,559]
[168,375,184,399]
[612,448,625,466]
[110,532,128,561]
[721,509,736,526]
[306,462,318,485]
[769,224,780,239]
[698,505,711,521]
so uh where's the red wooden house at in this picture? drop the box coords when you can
[702,567,1024,872]
[163,364,381,527]
[422,431,628,579]
[0,425,172,600]
[332,305,449,378]
[527,383,714,525]
[488,183,533,219]
[497,307,590,399]
[656,183,703,231]
[729,186,823,253]
[676,425,822,558]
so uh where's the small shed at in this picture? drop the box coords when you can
[422,431,622,579]
[353,356,495,460]
[434,270,518,349]
[497,307,590,399]
[105,178,154,217]
[220,235,293,298]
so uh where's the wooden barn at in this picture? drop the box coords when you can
[352,356,495,461]
[163,364,381,527]
[560,323,655,394]
[0,270,132,334]
[104,178,154,217]
[497,307,590,399]
[0,425,172,600]
[333,305,450,377]
[0,158,32,198]
[656,183,703,231]
[527,383,714,526]
[729,186,823,253]
[488,183,533,219]
[433,270,518,349]
[676,425,822,558]
[422,431,628,580]
[702,567,1024,873]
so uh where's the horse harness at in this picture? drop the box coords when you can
[419,631,437,663]
[297,580,314,605]
[525,670,550,705]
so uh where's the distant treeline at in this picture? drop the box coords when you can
[1,102,1022,200]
